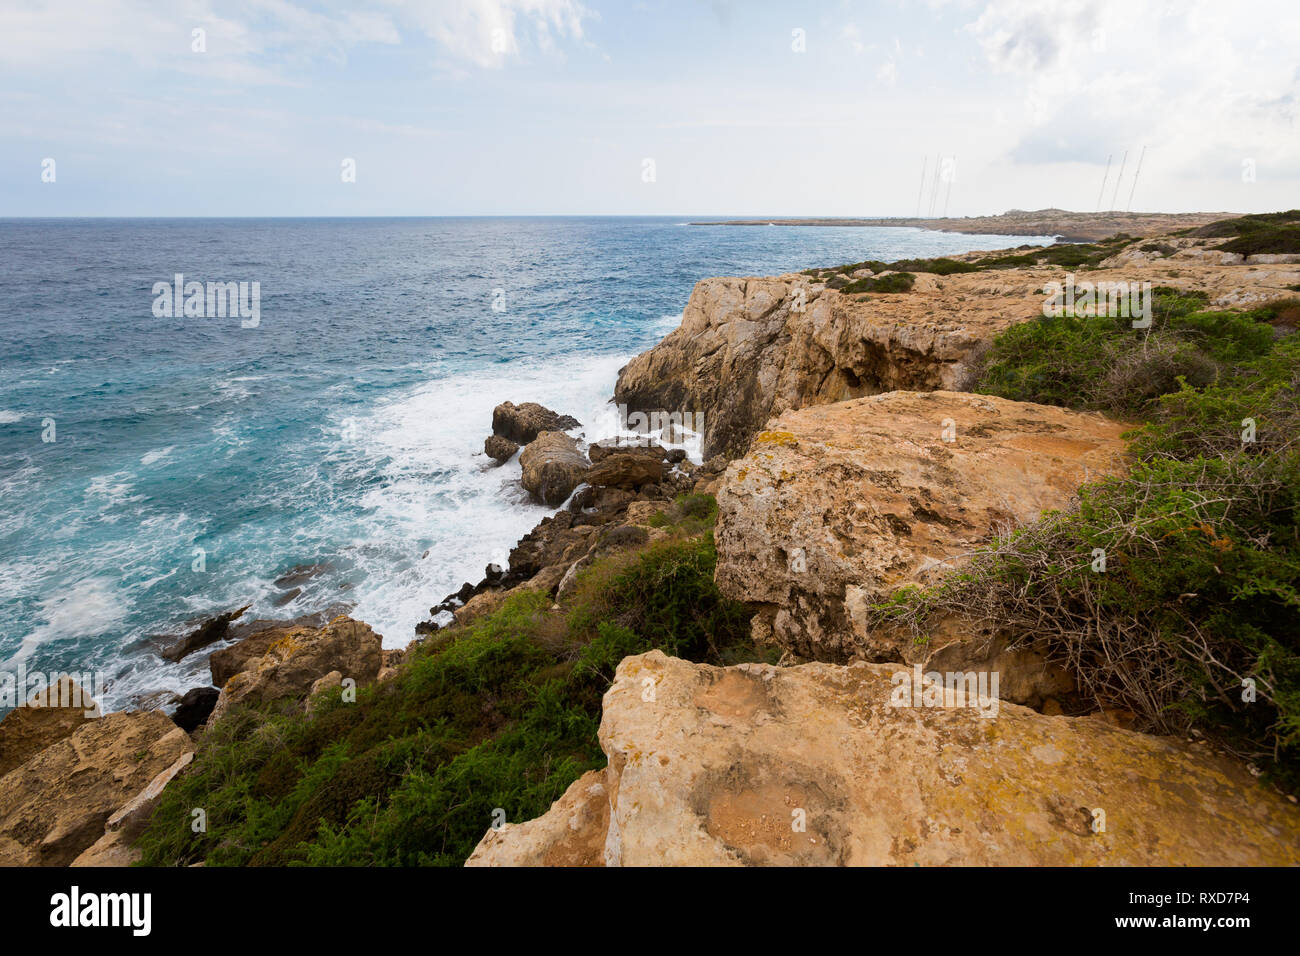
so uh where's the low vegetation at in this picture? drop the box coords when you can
[137,498,771,866]
[1192,209,1300,256]
[879,292,1300,788]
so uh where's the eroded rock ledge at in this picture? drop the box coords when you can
[469,650,1300,866]
[713,390,1130,663]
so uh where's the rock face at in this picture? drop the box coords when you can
[585,453,664,490]
[207,608,348,688]
[614,274,1048,459]
[491,401,580,445]
[714,390,1130,662]
[468,651,1300,866]
[519,430,589,506]
[0,677,100,777]
[208,615,382,723]
[0,710,193,866]
[71,750,195,867]
[614,251,1300,461]
[468,769,610,866]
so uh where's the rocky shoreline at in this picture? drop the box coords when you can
[5,216,1300,867]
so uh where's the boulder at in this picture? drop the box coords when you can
[208,616,382,724]
[484,434,520,464]
[171,686,219,733]
[585,453,664,490]
[0,677,100,778]
[519,431,589,506]
[714,390,1130,662]
[588,439,668,463]
[0,710,193,866]
[468,651,1300,866]
[208,608,348,687]
[491,401,580,445]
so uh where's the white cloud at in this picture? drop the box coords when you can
[388,0,591,69]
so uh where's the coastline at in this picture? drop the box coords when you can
[5,212,1300,868]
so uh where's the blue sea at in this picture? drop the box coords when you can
[0,217,1052,710]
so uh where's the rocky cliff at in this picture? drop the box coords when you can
[469,650,1300,866]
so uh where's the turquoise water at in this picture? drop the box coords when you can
[0,217,1052,708]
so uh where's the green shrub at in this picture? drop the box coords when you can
[1193,210,1300,255]
[841,272,915,294]
[136,518,771,867]
[882,325,1300,788]
[974,289,1280,414]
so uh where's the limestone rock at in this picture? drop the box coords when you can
[714,390,1129,662]
[491,401,580,445]
[208,608,350,688]
[0,711,193,866]
[71,750,195,867]
[208,616,382,723]
[469,651,1300,866]
[519,431,589,506]
[585,453,664,490]
[0,677,100,778]
[614,274,1048,459]
[588,439,668,463]
[467,770,609,866]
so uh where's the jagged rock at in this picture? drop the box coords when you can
[160,605,250,663]
[714,390,1129,662]
[208,616,382,723]
[0,677,100,777]
[614,274,1046,458]
[71,750,194,867]
[208,608,348,687]
[468,651,1300,866]
[468,770,609,866]
[585,453,664,490]
[588,439,668,463]
[491,401,580,445]
[519,431,589,506]
[484,434,520,464]
[171,687,219,733]
[0,710,193,866]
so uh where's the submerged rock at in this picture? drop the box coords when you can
[159,604,250,663]
[468,651,1300,866]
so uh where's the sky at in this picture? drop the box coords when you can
[1,0,1297,217]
